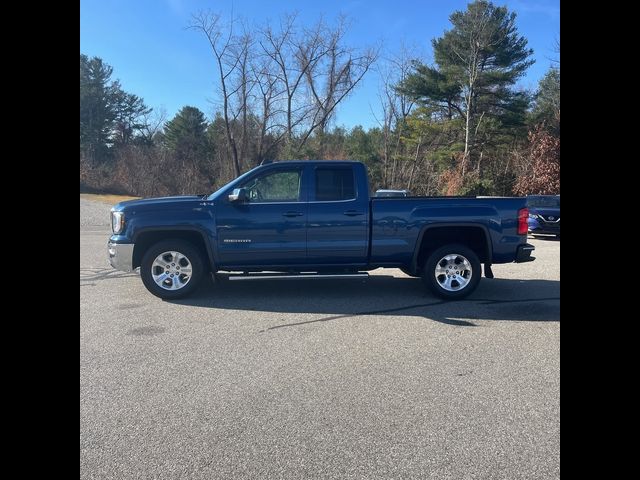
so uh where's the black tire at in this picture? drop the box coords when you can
[421,244,481,300]
[400,267,420,277]
[140,239,205,300]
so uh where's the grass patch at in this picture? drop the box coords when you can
[80,193,140,205]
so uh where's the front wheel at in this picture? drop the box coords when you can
[400,267,420,278]
[140,240,205,299]
[422,244,481,300]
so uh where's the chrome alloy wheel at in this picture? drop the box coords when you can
[151,251,193,290]
[434,253,473,292]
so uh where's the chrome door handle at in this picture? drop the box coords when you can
[283,211,304,217]
[343,210,364,216]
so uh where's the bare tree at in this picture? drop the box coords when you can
[229,29,255,170]
[548,36,560,67]
[250,55,285,164]
[300,17,378,153]
[260,14,324,148]
[139,107,167,144]
[259,14,377,155]
[190,12,242,176]
[374,44,416,187]
[191,11,378,169]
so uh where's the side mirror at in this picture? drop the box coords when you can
[228,188,248,203]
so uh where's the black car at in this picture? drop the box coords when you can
[526,195,560,238]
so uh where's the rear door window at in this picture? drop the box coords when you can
[315,168,355,201]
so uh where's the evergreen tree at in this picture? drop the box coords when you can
[399,1,534,175]
[163,106,210,157]
[532,67,560,133]
[80,54,151,162]
[112,91,152,146]
[80,54,118,162]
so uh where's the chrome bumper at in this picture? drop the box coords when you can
[108,242,134,272]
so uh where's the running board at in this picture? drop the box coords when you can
[227,272,369,281]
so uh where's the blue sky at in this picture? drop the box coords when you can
[80,0,559,129]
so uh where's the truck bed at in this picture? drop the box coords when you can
[370,196,526,265]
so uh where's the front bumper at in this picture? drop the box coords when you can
[515,243,536,263]
[108,242,134,272]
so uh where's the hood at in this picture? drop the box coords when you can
[112,195,206,212]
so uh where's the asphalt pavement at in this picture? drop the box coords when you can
[80,197,559,479]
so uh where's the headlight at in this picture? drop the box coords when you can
[111,211,125,234]
[528,214,538,219]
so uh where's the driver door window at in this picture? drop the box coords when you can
[241,169,302,203]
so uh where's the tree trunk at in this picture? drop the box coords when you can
[221,77,240,177]
[407,136,423,191]
[462,88,473,178]
[215,49,240,177]
[286,96,293,145]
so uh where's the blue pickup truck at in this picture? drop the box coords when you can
[108,161,534,300]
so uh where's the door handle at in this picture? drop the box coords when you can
[283,211,304,217]
[343,210,364,216]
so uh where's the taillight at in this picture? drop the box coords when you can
[517,207,529,235]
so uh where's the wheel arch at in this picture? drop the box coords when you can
[132,227,215,271]
[410,223,492,275]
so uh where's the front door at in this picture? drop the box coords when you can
[215,166,307,268]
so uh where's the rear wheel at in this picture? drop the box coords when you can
[140,240,204,299]
[422,244,481,300]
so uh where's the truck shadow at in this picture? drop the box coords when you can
[172,274,560,328]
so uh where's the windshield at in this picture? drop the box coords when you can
[527,196,560,208]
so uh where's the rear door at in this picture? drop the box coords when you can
[306,165,369,265]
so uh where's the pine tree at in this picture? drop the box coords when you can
[399,1,534,176]
[80,54,151,162]
[532,67,560,133]
[163,106,209,156]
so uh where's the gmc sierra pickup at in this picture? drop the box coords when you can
[108,161,534,300]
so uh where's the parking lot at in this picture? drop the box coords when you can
[80,197,559,479]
